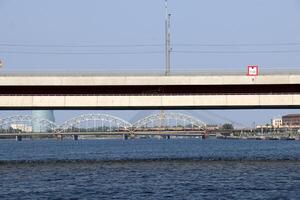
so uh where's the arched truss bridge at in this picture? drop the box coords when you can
[0,113,207,134]
[56,114,132,133]
[0,115,57,133]
[132,112,206,131]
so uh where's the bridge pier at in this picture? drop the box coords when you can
[123,134,129,140]
[16,135,22,141]
[73,135,79,141]
[201,134,209,140]
[56,134,63,141]
[162,135,171,140]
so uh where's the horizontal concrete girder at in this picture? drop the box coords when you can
[0,95,300,109]
[0,74,299,86]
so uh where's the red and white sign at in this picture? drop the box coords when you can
[247,66,259,76]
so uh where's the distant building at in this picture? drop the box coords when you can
[256,124,272,129]
[32,110,55,133]
[282,114,300,127]
[10,124,32,132]
[206,124,219,130]
[272,117,282,128]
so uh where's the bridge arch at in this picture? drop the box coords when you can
[0,115,57,133]
[132,112,206,131]
[56,114,132,133]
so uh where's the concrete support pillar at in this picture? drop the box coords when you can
[163,135,171,139]
[73,135,79,141]
[16,135,22,141]
[57,134,63,141]
[201,134,208,140]
[123,134,128,140]
[129,134,136,139]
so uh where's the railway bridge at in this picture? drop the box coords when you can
[0,112,208,141]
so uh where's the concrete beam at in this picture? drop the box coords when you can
[0,95,300,109]
[0,74,299,86]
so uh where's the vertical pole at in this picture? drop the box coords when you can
[165,0,168,76]
[165,0,171,76]
[163,1,171,133]
[167,13,171,75]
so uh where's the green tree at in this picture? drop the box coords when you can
[222,123,234,130]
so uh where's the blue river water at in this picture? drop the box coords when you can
[1,139,300,199]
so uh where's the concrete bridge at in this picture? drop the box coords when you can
[0,72,300,109]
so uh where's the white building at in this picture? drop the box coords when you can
[10,124,32,132]
[272,117,282,128]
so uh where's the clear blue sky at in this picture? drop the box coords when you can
[1,0,300,126]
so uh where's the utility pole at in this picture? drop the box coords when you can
[162,1,171,128]
[165,0,171,76]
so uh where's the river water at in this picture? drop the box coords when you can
[0,139,300,199]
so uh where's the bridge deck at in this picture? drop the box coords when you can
[0,74,299,86]
[0,73,299,109]
[0,131,207,137]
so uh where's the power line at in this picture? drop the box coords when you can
[174,42,300,47]
[173,50,300,54]
[1,49,300,55]
[2,42,300,48]
[0,43,164,48]
[0,50,164,55]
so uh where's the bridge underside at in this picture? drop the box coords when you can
[0,84,300,95]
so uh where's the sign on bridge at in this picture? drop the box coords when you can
[247,66,259,76]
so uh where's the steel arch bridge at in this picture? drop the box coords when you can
[132,112,206,132]
[0,115,57,133]
[56,114,132,134]
[0,113,207,138]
